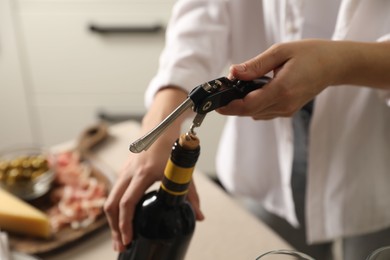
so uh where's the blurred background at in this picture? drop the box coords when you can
[0,0,225,176]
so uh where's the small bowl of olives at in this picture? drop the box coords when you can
[0,147,55,200]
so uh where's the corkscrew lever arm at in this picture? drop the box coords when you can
[188,76,271,133]
[129,98,194,153]
[129,76,271,153]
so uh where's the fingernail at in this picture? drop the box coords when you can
[113,240,118,251]
[118,243,126,252]
[196,208,205,221]
[122,234,130,246]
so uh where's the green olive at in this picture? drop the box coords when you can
[0,161,9,171]
[0,170,5,181]
[22,159,32,169]
[35,161,48,171]
[10,158,22,168]
[6,168,20,185]
[0,153,50,186]
[31,170,45,180]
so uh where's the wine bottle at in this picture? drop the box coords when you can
[118,133,201,260]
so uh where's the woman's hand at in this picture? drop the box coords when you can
[104,88,204,252]
[218,39,390,119]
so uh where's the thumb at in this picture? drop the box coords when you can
[229,45,287,80]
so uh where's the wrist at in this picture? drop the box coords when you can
[330,41,363,86]
[141,86,190,147]
[330,41,390,89]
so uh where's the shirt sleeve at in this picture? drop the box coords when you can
[145,0,231,107]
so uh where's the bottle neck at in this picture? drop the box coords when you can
[158,158,195,206]
[157,188,188,206]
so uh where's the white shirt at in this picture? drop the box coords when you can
[146,0,390,243]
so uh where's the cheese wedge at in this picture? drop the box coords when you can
[0,188,51,239]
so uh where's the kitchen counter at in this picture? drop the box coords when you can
[46,121,292,260]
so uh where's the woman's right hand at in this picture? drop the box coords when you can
[103,87,204,252]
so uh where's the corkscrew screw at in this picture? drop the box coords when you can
[129,76,271,153]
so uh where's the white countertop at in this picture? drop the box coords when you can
[45,121,292,260]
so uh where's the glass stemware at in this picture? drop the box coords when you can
[365,246,390,260]
[256,249,315,260]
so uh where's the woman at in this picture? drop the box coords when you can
[104,1,390,259]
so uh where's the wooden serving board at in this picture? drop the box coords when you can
[8,161,112,256]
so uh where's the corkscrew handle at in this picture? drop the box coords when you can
[193,76,271,114]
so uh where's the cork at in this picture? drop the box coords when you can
[179,133,200,150]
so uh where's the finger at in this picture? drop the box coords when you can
[217,99,277,119]
[251,109,293,120]
[216,98,247,116]
[104,174,132,251]
[216,84,278,117]
[187,179,205,221]
[250,97,302,120]
[118,172,155,246]
[229,44,289,81]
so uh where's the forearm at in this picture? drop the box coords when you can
[141,87,192,149]
[333,41,390,89]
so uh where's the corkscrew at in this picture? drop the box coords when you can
[129,76,271,153]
